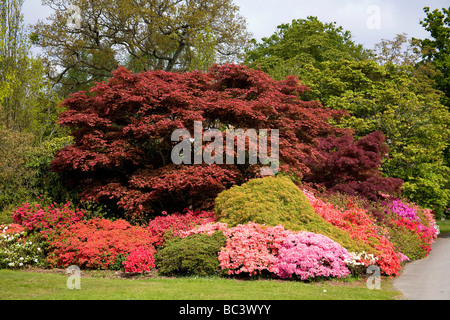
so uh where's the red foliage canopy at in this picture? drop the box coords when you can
[51,64,397,219]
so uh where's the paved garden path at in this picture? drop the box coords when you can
[393,232,450,300]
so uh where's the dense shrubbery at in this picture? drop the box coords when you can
[303,190,401,275]
[215,176,371,254]
[276,231,351,280]
[1,175,440,281]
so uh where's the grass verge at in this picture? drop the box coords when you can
[0,269,401,300]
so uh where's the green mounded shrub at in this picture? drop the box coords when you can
[155,231,227,276]
[214,176,370,253]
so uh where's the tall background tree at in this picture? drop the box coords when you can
[417,7,450,108]
[244,16,372,79]
[0,0,71,219]
[245,17,450,215]
[32,0,252,95]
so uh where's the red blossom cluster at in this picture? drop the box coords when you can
[0,223,25,235]
[122,246,156,273]
[12,202,84,240]
[47,218,157,269]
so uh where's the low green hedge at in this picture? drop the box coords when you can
[154,231,227,276]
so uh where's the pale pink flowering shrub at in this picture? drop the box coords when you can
[275,231,351,280]
[217,222,291,276]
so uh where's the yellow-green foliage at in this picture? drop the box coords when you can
[214,176,370,253]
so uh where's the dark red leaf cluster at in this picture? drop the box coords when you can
[303,131,403,200]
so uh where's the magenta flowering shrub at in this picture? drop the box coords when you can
[12,201,84,240]
[122,246,156,273]
[276,232,351,280]
[386,199,421,222]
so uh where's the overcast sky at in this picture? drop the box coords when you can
[23,0,448,51]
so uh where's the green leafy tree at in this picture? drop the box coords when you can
[0,125,35,218]
[417,7,450,108]
[297,59,450,214]
[0,0,62,140]
[245,16,372,80]
[416,7,450,186]
[188,23,217,72]
[32,0,252,95]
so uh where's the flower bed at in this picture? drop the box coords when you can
[303,190,401,275]
[1,184,439,281]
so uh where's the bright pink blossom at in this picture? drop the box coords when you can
[276,231,351,280]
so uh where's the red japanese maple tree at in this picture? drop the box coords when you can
[302,131,403,200]
[51,64,397,219]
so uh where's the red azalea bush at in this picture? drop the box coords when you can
[122,246,156,273]
[12,201,84,240]
[303,190,401,276]
[147,209,217,246]
[276,231,351,280]
[47,218,157,269]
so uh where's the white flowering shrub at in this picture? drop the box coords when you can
[344,251,378,276]
[0,225,47,269]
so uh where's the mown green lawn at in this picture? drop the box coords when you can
[437,219,450,234]
[0,269,401,300]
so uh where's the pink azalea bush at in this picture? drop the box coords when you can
[276,231,351,280]
[179,222,228,238]
[217,222,289,276]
